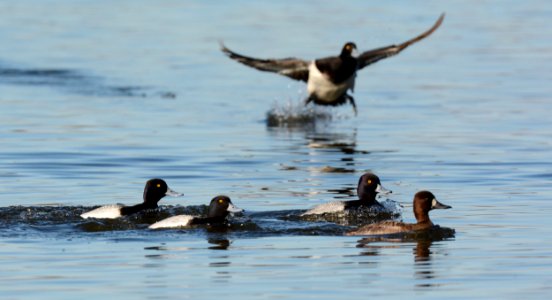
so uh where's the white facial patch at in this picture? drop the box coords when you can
[432,198,437,208]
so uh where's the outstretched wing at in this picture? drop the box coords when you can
[357,13,445,70]
[220,42,310,82]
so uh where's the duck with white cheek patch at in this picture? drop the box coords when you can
[346,191,451,236]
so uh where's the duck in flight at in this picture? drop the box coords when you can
[221,13,444,115]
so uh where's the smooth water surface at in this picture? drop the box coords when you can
[1,1,552,299]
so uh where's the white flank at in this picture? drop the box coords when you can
[307,62,355,103]
[301,201,346,216]
[149,215,196,229]
[80,204,123,219]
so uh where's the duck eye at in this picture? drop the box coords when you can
[367,180,372,185]
[218,199,224,204]
[156,184,161,188]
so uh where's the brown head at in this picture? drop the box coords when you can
[413,191,451,223]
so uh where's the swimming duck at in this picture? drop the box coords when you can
[346,191,451,236]
[302,173,391,215]
[149,195,243,229]
[221,14,444,115]
[80,178,183,219]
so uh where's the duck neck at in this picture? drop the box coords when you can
[190,216,227,226]
[359,192,378,205]
[120,202,157,216]
[414,210,432,224]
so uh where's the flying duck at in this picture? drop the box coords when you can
[221,13,444,115]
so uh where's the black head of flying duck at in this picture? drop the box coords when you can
[340,42,358,58]
[80,178,183,219]
[221,13,445,115]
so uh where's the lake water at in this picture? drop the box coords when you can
[1,0,552,299]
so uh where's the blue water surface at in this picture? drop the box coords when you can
[1,0,552,299]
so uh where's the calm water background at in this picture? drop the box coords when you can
[1,0,552,299]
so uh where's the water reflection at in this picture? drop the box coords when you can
[413,240,436,288]
[355,236,450,289]
[208,238,231,250]
[207,238,233,284]
[266,121,365,176]
[0,63,177,98]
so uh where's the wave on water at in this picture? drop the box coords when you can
[265,99,337,128]
[0,204,454,244]
[297,199,403,226]
[0,64,176,98]
[354,226,456,245]
[0,204,403,239]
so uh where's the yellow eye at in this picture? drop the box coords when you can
[367,180,372,185]
[218,199,224,204]
[346,45,351,50]
[156,184,161,188]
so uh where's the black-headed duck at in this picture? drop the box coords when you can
[149,195,242,229]
[302,172,391,216]
[220,14,444,115]
[80,179,183,219]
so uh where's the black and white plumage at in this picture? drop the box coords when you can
[301,172,392,216]
[148,195,242,229]
[221,14,445,115]
[80,179,183,219]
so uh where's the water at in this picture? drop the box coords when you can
[1,0,552,299]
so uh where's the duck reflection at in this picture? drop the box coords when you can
[207,238,233,283]
[266,121,396,179]
[414,239,432,262]
[355,237,445,289]
[266,124,369,176]
[207,238,231,250]
[412,240,440,289]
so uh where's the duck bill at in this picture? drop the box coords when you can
[165,188,184,197]
[227,203,243,213]
[431,198,452,209]
[375,184,392,195]
[351,48,360,58]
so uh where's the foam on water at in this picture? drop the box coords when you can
[0,203,409,238]
[265,98,336,128]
